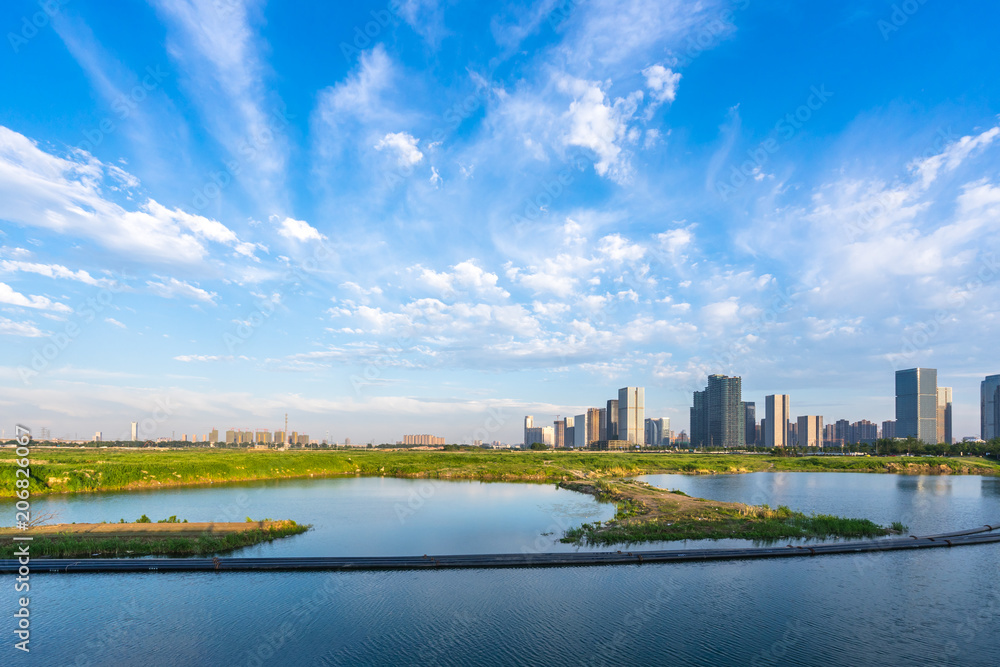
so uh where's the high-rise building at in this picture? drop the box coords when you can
[854,420,878,443]
[553,420,565,448]
[606,399,619,440]
[525,426,544,447]
[691,375,744,448]
[209,429,219,444]
[523,416,534,449]
[93,431,102,442]
[764,395,790,448]
[645,418,667,446]
[690,390,707,447]
[586,407,602,445]
[936,387,953,444]
[787,421,798,446]
[574,413,588,448]
[617,387,645,445]
[895,368,938,444]
[743,402,756,446]
[564,416,574,449]
[403,434,446,445]
[541,426,554,447]
[598,408,608,441]
[834,419,851,444]
[130,421,139,441]
[824,423,836,446]
[982,375,1000,441]
[797,416,823,448]
[881,420,895,440]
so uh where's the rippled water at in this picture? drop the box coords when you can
[4,473,1000,666]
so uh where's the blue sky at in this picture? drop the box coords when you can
[2,0,999,443]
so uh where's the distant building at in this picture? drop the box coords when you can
[881,420,895,440]
[523,416,534,450]
[691,375,744,448]
[937,387,953,445]
[93,431,102,442]
[645,418,667,446]
[743,402,756,446]
[896,368,938,443]
[854,420,878,443]
[564,416,574,449]
[606,399,619,441]
[553,420,565,448]
[574,413,588,448]
[618,387,645,445]
[209,429,219,444]
[586,407,602,445]
[787,421,797,446]
[764,395,790,448]
[273,430,285,445]
[402,435,446,445]
[823,423,836,446]
[597,408,608,441]
[797,416,823,448]
[982,375,1000,441]
[130,421,139,441]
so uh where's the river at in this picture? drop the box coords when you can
[4,473,999,665]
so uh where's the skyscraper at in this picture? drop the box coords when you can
[690,390,707,447]
[606,399,619,440]
[982,375,1000,441]
[797,416,823,448]
[617,387,645,445]
[574,413,588,448]
[564,416,574,449]
[895,368,937,444]
[690,375,744,448]
[523,416,533,448]
[764,395,790,448]
[553,420,565,449]
[586,407,602,445]
[645,418,667,446]
[936,387,953,445]
[130,420,138,441]
[743,401,756,446]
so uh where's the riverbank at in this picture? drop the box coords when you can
[0,519,308,558]
[559,479,902,545]
[1,448,998,498]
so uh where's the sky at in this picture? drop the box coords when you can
[1,0,999,444]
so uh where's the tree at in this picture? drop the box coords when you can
[529,442,549,450]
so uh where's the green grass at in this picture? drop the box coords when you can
[0,521,309,558]
[1,448,997,498]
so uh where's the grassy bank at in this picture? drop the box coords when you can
[560,479,902,546]
[1,448,998,498]
[0,519,308,558]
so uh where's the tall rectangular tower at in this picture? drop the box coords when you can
[895,368,937,443]
[606,399,619,440]
[764,395,790,448]
[617,387,645,445]
[797,415,823,448]
[743,401,756,446]
[936,387,953,445]
[982,375,1000,441]
[523,416,533,448]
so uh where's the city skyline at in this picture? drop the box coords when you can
[3,2,1000,443]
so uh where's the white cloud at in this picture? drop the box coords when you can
[910,125,1000,189]
[375,132,424,167]
[105,317,127,329]
[0,126,253,263]
[0,282,72,313]
[642,64,681,105]
[146,277,217,304]
[557,75,642,182]
[0,260,113,286]
[174,354,234,362]
[416,260,509,299]
[0,316,44,337]
[274,216,325,242]
[598,233,646,262]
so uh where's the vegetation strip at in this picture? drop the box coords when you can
[558,479,902,545]
[1,449,998,499]
[0,520,308,558]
